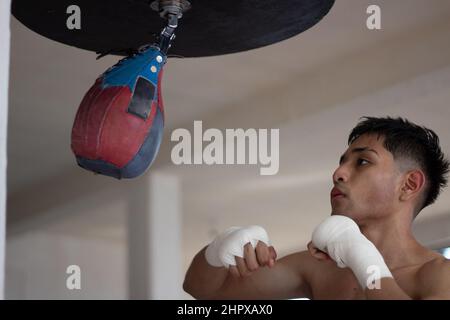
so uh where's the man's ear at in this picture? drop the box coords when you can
[399,169,426,201]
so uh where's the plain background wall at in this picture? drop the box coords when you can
[0,0,12,300]
[6,231,127,299]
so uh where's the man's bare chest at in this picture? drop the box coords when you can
[310,268,365,299]
[308,264,422,300]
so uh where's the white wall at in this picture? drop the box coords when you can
[5,231,127,299]
[0,0,12,300]
[5,192,129,299]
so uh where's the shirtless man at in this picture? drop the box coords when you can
[183,117,450,300]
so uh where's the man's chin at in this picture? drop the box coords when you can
[331,211,351,217]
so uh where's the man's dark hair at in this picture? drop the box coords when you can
[348,116,449,215]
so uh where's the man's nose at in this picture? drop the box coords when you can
[332,165,348,183]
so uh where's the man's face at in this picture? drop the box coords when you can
[330,134,402,222]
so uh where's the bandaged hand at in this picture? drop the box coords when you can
[310,215,393,289]
[205,226,277,275]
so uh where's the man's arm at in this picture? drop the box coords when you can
[183,246,229,299]
[183,246,312,300]
[309,216,450,300]
[309,240,413,299]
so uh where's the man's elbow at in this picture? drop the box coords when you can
[183,279,218,300]
[183,278,205,299]
[182,279,196,298]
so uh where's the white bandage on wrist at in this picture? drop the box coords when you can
[205,225,270,268]
[311,215,393,289]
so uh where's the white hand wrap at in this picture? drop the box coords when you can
[205,225,270,268]
[311,215,393,289]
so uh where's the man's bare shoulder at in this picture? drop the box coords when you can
[278,250,324,276]
[419,254,449,277]
[274,250,323,297]
[279,250,319,265]
[417,254,450,299]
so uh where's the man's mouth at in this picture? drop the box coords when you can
[330,187,346,200]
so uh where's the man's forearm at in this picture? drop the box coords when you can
[364,278,412,300]
[183,246,229,299]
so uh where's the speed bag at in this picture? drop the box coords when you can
[71,46,166,179]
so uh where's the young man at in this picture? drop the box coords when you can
[183,117,450,300]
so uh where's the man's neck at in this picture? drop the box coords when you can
[358,215,429,271]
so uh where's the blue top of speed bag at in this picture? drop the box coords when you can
[103,45,167,89]
[72,45,167,179]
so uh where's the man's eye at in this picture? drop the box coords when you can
[357,158,369,166]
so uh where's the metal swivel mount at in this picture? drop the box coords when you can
[151,0,191,54]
